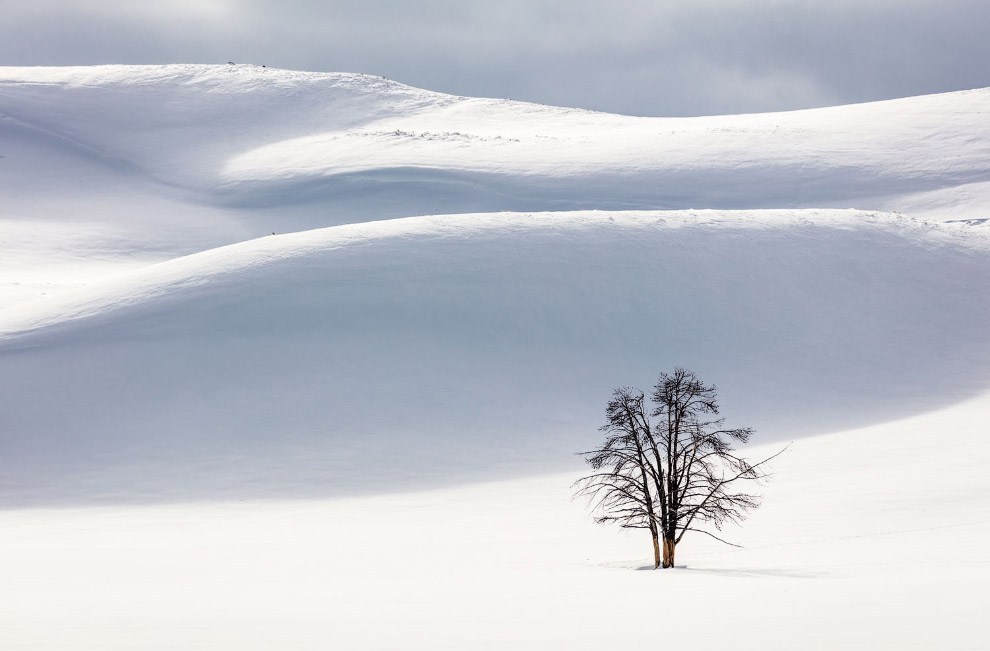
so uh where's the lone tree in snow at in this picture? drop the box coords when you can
[573,367,785,569]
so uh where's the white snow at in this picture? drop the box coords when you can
[0,65,988,649]
[1,393,988,649]
[3,64,990,302]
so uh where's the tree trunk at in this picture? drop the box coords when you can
[652,534,661,569]
[662,537,675,568]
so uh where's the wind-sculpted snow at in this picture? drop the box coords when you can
[2,210,987,506]
[2,64,989,224]
[3,64,990,306]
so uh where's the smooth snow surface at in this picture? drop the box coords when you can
[3,64,990,302]
[1,65,989,649]
[1,394,988,649]
[2,209,989,506]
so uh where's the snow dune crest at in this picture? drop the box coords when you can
[2,209,987,507]
[3,63,989,303]
[2,64,990,220]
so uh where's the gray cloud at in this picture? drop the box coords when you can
[2,0,988,116]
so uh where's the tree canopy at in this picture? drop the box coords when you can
[575,367,785,568]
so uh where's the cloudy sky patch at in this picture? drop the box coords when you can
[2,0,987,116]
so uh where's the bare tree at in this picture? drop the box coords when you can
[574,368,785,569]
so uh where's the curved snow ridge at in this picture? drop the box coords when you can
[220,87,990,197]
[2,65,990,218]
[0,63,410,91]
[0,64,459,191]
[1,208,988,504]
[1,208,986,339]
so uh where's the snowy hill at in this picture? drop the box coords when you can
[2,209,989,506]
[0,65,988,649]
[3,64,990,304]
[3,64,989,221]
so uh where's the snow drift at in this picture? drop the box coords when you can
[3,64,989,305]
[2,64,989,264]
[2,209,987,505]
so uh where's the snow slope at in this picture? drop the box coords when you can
[1,65,989,649]
[2,64,990,303]
[3,65,988,220]
[2,393,988,649]
[2,209,988,507]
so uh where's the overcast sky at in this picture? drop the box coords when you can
[3,0,988,116]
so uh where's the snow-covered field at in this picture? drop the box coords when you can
[1,65,988,649]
